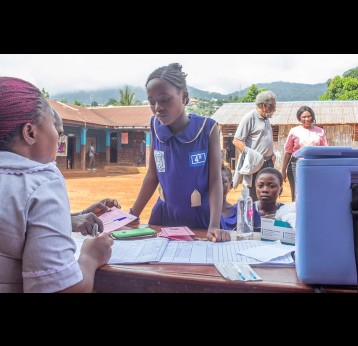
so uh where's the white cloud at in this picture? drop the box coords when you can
[0,54,357,95]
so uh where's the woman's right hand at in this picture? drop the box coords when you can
[281,170,287,182]
[81,232,114,268]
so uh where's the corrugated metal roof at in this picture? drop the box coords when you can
[90,105,152,128]
[49,100,114,128]
[212,101,358,125]
[50,100,152,128]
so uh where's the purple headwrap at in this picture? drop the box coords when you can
[0,77,42,141]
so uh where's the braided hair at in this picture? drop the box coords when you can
[0,77,46,150]
[146,63,189,105]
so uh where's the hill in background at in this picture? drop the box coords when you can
[52,81,327,105]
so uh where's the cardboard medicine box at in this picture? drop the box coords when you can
[260,216,295,245]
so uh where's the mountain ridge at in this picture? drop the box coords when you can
[51,81,327,105]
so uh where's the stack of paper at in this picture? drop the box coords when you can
[237,241,295,265]
[72,235,295,266]
[158,226,195,241]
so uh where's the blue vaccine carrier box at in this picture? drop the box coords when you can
[295,146,358,285]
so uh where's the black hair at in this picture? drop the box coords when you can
[296,105,316,123]
[145,63,189,105]
[53,108,62,126]
[221,163,233,188]
[255,167,283,186]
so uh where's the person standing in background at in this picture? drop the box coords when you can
[232,90,277,202]
[88,141,96,170]
[281,106,328,201]
[225,141,231,162]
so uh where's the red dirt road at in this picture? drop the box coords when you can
[65,170,292,224]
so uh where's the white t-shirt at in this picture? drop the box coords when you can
[234,109,274,157]
[89,145,95,157]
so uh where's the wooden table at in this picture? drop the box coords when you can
[93,227,357,293]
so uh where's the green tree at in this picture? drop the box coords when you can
[185,98,222,117]
[91,101,99,107]
[105,98,118,106]
[119,86,135,106]
[343,66,358,79]
[41,88,49,99]
[238,84,267,102]
[319,76,358,100]
[60,98,68,103]
[73,99,84,106]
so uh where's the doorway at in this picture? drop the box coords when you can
[110,132,118,163]
[67,136,76,169]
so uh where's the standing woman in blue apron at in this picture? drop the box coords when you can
[281,106,328,201]
[129,63,230,242]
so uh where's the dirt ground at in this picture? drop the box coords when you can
[65,170,293,224]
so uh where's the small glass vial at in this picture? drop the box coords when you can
[237,185,253,238]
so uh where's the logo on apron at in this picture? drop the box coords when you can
[189,150,207,167]
[154,150,165,172]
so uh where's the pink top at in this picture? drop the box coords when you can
[284,125,328,154]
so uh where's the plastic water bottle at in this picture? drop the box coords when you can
[237,185,253,238]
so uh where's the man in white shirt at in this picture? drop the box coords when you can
[233,90,277,201]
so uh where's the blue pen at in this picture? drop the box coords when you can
[249,270,257,280]
[236,267,246,281]
[238,272,246,281]
[104,217,127,225]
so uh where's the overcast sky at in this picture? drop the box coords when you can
[1,54,357,95]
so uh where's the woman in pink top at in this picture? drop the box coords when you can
[281,106,328,201]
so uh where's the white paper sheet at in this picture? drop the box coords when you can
[157,240,294,265]
[237,241,295,263]
[108,237,169,264]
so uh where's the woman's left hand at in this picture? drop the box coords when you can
[206,228,231,242]
[83,198,120,217]
[71,213,104,236]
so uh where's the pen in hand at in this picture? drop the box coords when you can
[92,223,98,237]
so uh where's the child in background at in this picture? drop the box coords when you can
[253,167,285,232]
[130,63,230,242]
[0,77,113,293]
[220,164,237,231]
